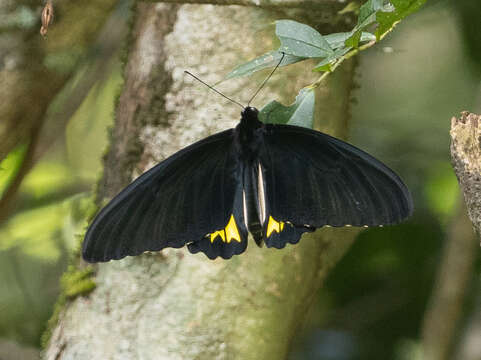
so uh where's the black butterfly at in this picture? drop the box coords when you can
[82,105,413,262]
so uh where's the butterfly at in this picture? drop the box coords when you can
[82,103,413,262]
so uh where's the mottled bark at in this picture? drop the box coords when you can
[99,3,180,201]
[45,2,358,359]
[450,112,481,238]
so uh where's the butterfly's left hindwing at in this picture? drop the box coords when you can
[82,129,248,262]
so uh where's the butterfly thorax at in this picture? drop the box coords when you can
[235,107,264,162]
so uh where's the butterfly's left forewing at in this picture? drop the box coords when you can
[82,129,248,262]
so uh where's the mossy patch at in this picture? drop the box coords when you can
[62,265,97,299]
[41,262,97,348]
[41,208,100,349]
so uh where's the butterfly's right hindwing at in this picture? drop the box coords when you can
[82,129,248,262]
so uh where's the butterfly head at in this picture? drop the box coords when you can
[241,106,259,121]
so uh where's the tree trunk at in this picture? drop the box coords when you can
[45,2,358,359]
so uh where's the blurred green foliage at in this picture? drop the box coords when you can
[454,0,481,75]
[66,61,123,181]
[0,247,67,346]
[0,54,121,347]
[322,219,441,359]
[424,161,459,220]
[21,162,75,199]
[0,143,28,199]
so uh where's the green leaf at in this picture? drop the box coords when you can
[359,0,385,24]
[259,87,315,129]
[375,0,427,40]
[313,47,352,72]
[314,32,375,72]
[275,20,333,58]
[225,51,305,79]
[324,31,376,49]
[346,0,394,47]
[345,31,363,48]
[225,0,425,81]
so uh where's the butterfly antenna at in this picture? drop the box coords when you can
[247,52,285,106]
[184,71,245,109]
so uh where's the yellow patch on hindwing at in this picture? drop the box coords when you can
[266,216,285,237]
[209,215,242,243]
[210,230,225,243]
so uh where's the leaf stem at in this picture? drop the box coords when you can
[311,40,375,88]
[311,16,405,89]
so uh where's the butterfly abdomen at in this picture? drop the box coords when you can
[241,164,264,247]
